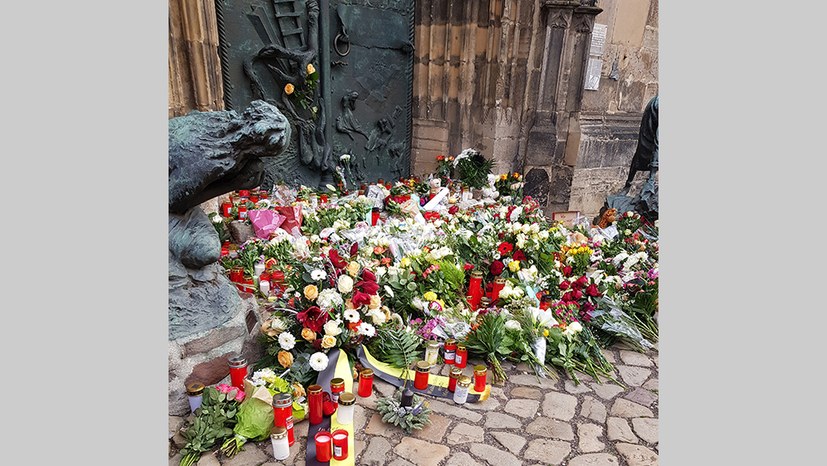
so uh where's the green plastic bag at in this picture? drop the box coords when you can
[219,396,274,457]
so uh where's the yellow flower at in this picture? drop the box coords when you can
[369,294,382,309]
[347,261,361,277]
[321,335,337,349]
[284,83,295,95]
[400,257,411,268]
[277,350,294,368]
[508,260,521,272]
[423,291,437,302]
[304,284,319,301]
[301,327,316,342]
[543,329,550,337]
[306,63,316,75]
[513,172,521,179]
[500,174,508,181]
[291,382,306,399]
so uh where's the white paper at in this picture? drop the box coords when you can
[600,225,619,240]
[584,57,602,90]
[590,24,607,56]
[423,187,449,211]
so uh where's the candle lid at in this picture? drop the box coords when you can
[494,277,506,284]
[445,339,456,345]
[273,393,292,408]
[427,340,440,349]
[228,355,247,367]
[338,392,356,406]
[458,376,472,387]
[271,426,288,440]
[415,360,431,372]
[331,378,345,389]
[449,367,462,378]
[360,368,374,378]
[471,270,484,278]
[308,384,323,395]
[186,382,205,396]
[457,343,466,350]
[474,364,487,372]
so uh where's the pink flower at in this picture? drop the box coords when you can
[216,383,232,394]
[235,390,246,402]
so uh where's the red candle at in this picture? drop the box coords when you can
[358,369,374,397]
[228,355,248,391]
[308,385,324,425]
[491,278,506,302]
[468,271,484,310]
[221,202,233,217]
[220,247,229,258]
[241,276,255,293]
[330,378,345,403]
[259,191,269,199]
[272,393,295,446]
[414,361,430,390]
[229,267,244,284]
[250,195,259,203]
[238,189,250,198]
[455,344,468,369]
[448,367,462,392]
[473,365,488,392]
[238,205,248,220]
[371,207,380,226]
[443,339,457,365]
[314,431,332,462]
[332,429,349,460]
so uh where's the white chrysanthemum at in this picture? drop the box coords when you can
[357,321,376,337]
[324,319,343,337]
[212,215,223,224]
[505,320,521,331]
[317,289,343,310]
[278,332,296,351]
[250,367,276,386]
[311,269,327,281]
[343,309,360,323]
[309,352,329,371]
[337,275,354,293]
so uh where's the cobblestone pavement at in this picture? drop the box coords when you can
[169,346,658,466]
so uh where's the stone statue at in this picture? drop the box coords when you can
[168,100,290,339]
[607,95,658,221]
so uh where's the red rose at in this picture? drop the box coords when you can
[497,242,514,255]
[350,242,359,258]
[585,284,600,297]
[571,280,583,291]
[562,266,573,277]
[352,291,372,307]
[464,263,475,271]
[448,205,459,215]
[296,306,329,333]
[513,250,527,262]
[562,291,574,302]
[572,289,583,300]
[559,281,570,291]
[490,260,505,276]
[576,276,589,287]
[361,269,377,283]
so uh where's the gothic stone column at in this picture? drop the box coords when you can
[522,0,601,214]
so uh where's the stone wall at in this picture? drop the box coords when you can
[569,0,658,219]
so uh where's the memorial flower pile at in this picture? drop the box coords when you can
[209,154,658,389]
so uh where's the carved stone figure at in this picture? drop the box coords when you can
[168,100,290,339]
[335,91,368,140]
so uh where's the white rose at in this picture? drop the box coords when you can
[569,321,583,333]
[324,320,343,337]
[539,230,550,240]
[338,275,354,293]
[367,308,387,325]
[505,320,521,331]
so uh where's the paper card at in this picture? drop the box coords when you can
[552,211,581,228]
[600,225,619,239]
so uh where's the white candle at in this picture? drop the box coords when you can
[259,280,271,296]
[271,428,290,460]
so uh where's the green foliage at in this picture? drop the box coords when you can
[370,325,423,379]
[464,311,510,383]
[179,388,240,466]
[455,151,494,189]
[376,392,432,434]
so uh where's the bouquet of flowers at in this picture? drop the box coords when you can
[178,385,245,466]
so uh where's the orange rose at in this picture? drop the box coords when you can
[301,327,316,341]
[284,83,295,95]
[277,350,294,368]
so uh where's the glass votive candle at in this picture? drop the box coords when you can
[453,376,471,405]
[332,429,349,460]
[314,430,332,462]
[186,382,204,414]
[358,369,374,397]
[414,361,430,390]
[336,392,356,425]
[473,364,488,392]
[271,426,290,461]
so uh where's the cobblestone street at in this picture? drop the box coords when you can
[169,346,658,466]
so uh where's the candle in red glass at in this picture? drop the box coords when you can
[220,246,229,258]
[332,429,349,460]
[249,194,259,203]
[238,189,250,198]
[443,339,457,365]
[330,378,345,403]
[491,278,506,302]
[272,393,295,446]
[228,355,248,391]
[414,361,430,390]
[358,369,374,397]
[308,385,324,425]
[455,344,468,369]
[259,191,269,199]
[241,276,255,293]
[229,267,244,284]
[221,202,233,217]
[371,207,380,226]
[448,367,462,392]
[473,365,488,392]
[314,431,332,462]
[468,271,484,310]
